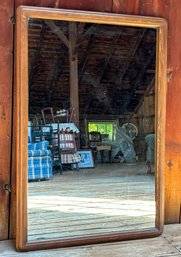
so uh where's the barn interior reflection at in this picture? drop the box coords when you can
[27,18,156,241]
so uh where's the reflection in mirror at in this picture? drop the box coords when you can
[27,18,156,241]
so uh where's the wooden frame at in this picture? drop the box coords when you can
[15,6,167,251]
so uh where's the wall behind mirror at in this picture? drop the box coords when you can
[15,7,167,251]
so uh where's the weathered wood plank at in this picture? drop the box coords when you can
[112,0,181,224]
[112,0,155,16]
[15,0,59,8]
[15,0,112,12]
[0,224,181,256]
[69,22,79,126]
[0,0,14,240]
[13,0,180,229]
[112,0,140,15]
[150,0,181,224]
[27,164,155,241]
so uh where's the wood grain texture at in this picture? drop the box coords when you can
[27,165,155,241]
[0,224,181,256]
[150,0,181,224]
[112,0,156,16]
[69,23,79,126]
[15,6,166,251]
[112,0,140,15]
[15,0,112,12]
[14,6,29,249]
[0,0,14,240]
[112,0,181,224]
[11,0,112,238]
[10,0,180,242]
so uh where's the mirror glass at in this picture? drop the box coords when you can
[27,17,156,242]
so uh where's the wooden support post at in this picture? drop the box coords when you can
[69,22,79,127]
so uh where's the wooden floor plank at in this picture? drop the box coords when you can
[27,163,156,241]
[0,225,181,256]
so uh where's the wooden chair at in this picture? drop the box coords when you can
[41,107,72,124]
[41,107,55,124]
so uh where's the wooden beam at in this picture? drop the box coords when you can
[77,22,86,39]
[78,34,95,83]
[0,0,14,240]
[46,21,80,125]
[134,47,155,88]
[47,45,66,106]
[77,24,97,46]
[117,29,146,85]
[80,114,126,120]
[29,22,47,87]
[45,21,69,48]
[134,90,146,94]
[83,31,121,114]
[69,22,79,126]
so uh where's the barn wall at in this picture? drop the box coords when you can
[136,93,155,136]
[0,0,180,240]
[15,0,113,11]
[11,0,181,237]
[112,0,181,225]
[133,92,155,161]
[0,0,14,240]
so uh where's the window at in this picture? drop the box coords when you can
[88,121,116,140]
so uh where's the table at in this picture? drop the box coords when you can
[96,145,112,163]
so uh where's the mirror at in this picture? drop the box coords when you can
[15,6,167,251]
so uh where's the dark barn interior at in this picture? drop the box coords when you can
[24,18,158,242]
[28,18,156,164]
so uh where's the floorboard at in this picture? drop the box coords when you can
[0,225,181,256]
[27,163,155,241]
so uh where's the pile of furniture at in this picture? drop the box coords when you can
[28,121,81,180]
[28,140,53,181]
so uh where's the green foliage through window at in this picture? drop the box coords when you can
[88,122,114,140]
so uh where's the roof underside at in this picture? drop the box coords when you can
[28,18,156,116]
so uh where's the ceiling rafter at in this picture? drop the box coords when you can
[45,21,69,48]
[47,45,67,106]
[77,24,98,46]
[28,19,157,116]
[78,34,96,83]
[116,28,147,86]
[29,22,47,88]
[83,30,121,114]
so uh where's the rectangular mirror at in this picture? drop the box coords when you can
[15,6,167,251]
